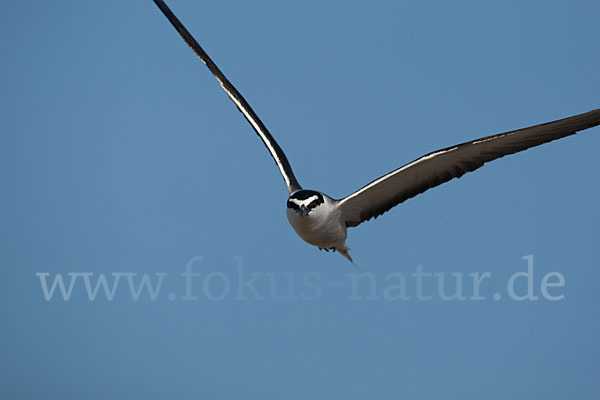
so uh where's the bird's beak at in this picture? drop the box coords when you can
[296,204,310,217]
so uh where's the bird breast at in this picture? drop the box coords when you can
[286,198,346,248]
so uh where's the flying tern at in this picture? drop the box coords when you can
[153,0,600,262]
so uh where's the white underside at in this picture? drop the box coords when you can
[286,195,348,251]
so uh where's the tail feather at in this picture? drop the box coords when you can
[337,245,360,270]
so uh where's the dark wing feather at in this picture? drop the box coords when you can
[153,0,302,193]
[339,108,600,228]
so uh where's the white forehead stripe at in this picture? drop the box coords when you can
[289,195,319,207]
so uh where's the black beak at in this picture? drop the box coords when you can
[296,204,310,217]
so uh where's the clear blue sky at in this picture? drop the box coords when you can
[1,0,599,398]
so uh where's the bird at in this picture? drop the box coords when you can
[152,0,600,263]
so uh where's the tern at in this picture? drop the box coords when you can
[153,0,600,263]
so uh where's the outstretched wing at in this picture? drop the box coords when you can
[339,108,600,228]
[153,0,302,193]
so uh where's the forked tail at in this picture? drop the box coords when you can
[337,245,360,269]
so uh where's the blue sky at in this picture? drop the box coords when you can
[1,0,599,398]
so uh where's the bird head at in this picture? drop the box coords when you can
[287,190,324,217]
